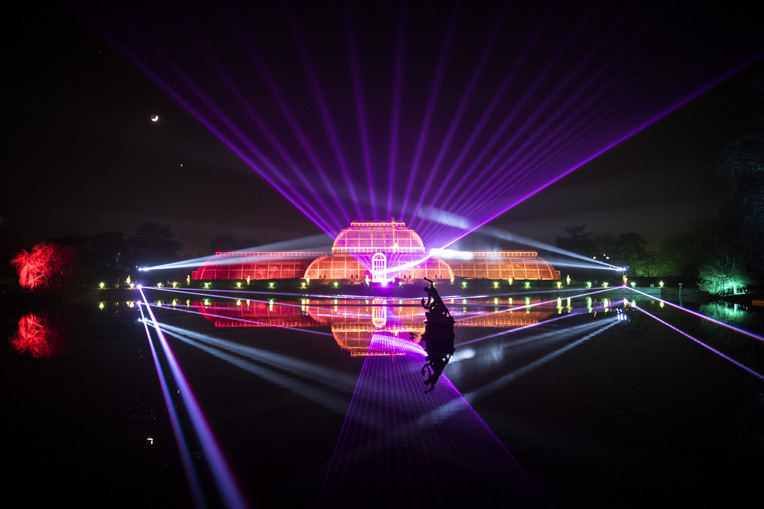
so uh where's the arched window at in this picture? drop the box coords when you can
[372,252,387,282]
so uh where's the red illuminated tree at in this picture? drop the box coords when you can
[9,312,65,359]
[10,243,72,292]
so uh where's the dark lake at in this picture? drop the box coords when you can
[3,287,763,508]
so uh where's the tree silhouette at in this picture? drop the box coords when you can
[555,225,595,257]
[713,70,764,280]
[129,222,183,266]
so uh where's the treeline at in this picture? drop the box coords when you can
[553,218,757,294]
[0,221,258,293]
[557,69,763,295]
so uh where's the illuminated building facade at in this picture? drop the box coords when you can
[192,220,559,283]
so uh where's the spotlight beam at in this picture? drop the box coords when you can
[411,3,510,222]
[284,5,363,221]
[399,1,460,224]
[425,55,764,252]
[477,226,625,269]
[343,2,377,220]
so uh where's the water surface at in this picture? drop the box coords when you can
[3,289,763,507]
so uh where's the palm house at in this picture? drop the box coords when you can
[191,220,559,283]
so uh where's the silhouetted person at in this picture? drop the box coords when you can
[419,278,455,392]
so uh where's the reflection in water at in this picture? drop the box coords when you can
[192,296,556,357]
[420,279,455,392]
[9,312,65,359]
[700,301,758,329]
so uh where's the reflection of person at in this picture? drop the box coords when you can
[420,278,455,392]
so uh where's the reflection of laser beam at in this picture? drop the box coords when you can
[465,317,620,402]
[141,284,380,302]
[320,331,552,506]
[150,321,356,412]
[137,289,248,509]
[626,287,764,343]
[631,303,764,382]
[146,302,334,336]
[137,304,205,508]
[456,312,581,347]
[454,286,617,323]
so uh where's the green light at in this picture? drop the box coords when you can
[524,282,530,289]
[493,281,499,288]
[586,281,592,289]
[461,281,467,289]
[556,281,562,289]
[203,282,211,289]
[268,282,275,289]
[333,282,339,288]
[603,282,609,288]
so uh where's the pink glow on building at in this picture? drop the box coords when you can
[192,220,559,283]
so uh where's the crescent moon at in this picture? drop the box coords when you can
[151,115,159,122]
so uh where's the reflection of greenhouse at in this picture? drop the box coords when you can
[193,298,554,356]
[192,220,559,283]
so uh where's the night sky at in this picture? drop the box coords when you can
[8,1,764,257]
